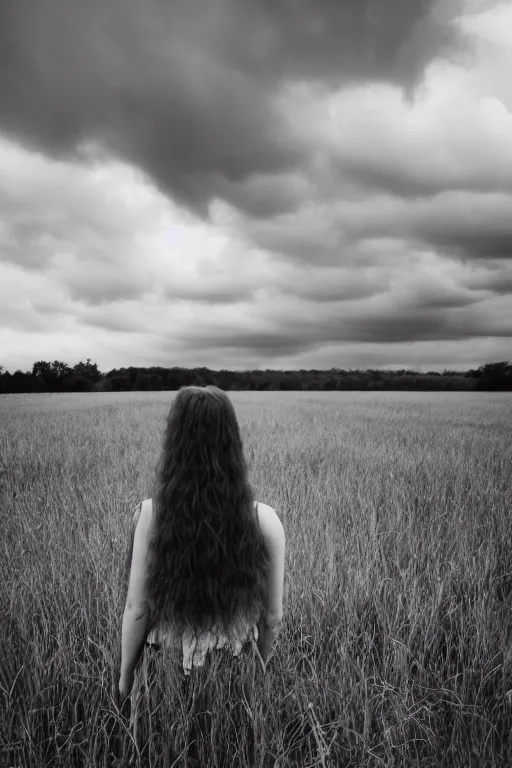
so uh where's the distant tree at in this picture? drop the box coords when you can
[112,375,129,391]
[149,374,162,390]
[72,359,102,384]
[476,361,512,391]
[32,360,53,378]
[19,359,509,395]
[101,375,129,391]
[135,374,150,391]
[10,370,34,393]
[127,369,138,390]
[166,370,181,390]
[65,375,94,392]
[51,360,73,379]
[213,370,232,390]
[0,370,12,394]
[33,375,48,393]
[32,360,72,391]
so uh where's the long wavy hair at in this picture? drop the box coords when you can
[143,385,269,638]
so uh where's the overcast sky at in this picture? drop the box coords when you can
[1,0,511,374]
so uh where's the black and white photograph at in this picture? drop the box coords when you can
[1,0,511,765]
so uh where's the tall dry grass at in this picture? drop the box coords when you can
[1,390,511,767]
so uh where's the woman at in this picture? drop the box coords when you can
[117,385,285,759]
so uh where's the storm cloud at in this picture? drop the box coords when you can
[0,0,511,373]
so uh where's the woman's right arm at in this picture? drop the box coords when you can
[257,504,285,668]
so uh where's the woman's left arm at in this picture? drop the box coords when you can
[119,503,152,699]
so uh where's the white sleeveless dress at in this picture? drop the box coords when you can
[131,500,260,675]
[146,621,259,676]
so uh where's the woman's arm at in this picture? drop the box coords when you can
[119,606,149,697]
[256,504,285,667]
[119,503,152,697]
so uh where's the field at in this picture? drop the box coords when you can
[1,390,511,767]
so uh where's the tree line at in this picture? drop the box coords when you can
[0,359,511,394]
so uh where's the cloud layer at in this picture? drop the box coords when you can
[0,0,511,373]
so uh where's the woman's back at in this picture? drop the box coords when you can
[131,497,285,674]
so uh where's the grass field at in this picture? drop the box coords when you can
[1,390,511,767]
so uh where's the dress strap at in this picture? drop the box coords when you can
[254,500,264,536]
[133,501,142,526]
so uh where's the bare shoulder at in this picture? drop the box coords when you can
[255,501,285,542]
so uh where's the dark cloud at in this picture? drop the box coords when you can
[287,192,512,268]
[418,227,512,262]
[0,0,474,219]
[333,155,512,201]
[79,312,139,334]
[187,0,475,100]
[211,173,310,220]
[407,290,483,310]
[463,267,512,294]
[242,187,512,272]
[340,303,512,343]
[332,309,469,344]
[64,272,148,307]
[172,297,512,358]
[407,194,512,262]
[279,269,389,303]
[177,330,316,358]
[243,215,347,266]
[162,284,255,305]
